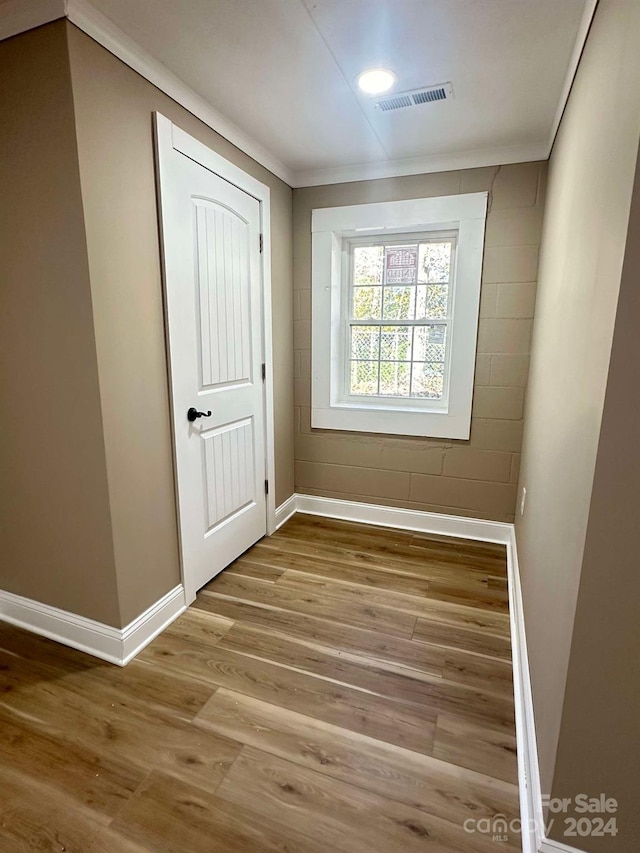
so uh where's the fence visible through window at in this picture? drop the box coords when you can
[348,236,455,400]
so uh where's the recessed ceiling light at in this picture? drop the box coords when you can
[357,68,397,96]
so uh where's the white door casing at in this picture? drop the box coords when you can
[155,114,276,603]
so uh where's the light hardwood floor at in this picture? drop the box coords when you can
[0,514,521,852]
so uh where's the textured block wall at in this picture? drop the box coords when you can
[292,162,546,522]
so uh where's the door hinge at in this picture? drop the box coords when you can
[259,233,263,253]
[264,479,269,495]
[261,363,266,382]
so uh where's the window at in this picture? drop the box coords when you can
[345,234,455,404]
[311,193,487,438]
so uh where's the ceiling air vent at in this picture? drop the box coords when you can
[374,82,453,112]
[376,94,413,112]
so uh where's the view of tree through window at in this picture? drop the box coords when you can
[349,238,453,399]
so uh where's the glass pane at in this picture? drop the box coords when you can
[418,242,452,283]
[350,361,379,395]
[414,324,446,362]
[384,244,419,284]
[353,286,382,320]
[350,326,380,360]
[416,284,449,319]
[380,325,412,361]
[411,362,445,399]
[353,245,383,285]
[380,361,410,396]
[383,286,416,320]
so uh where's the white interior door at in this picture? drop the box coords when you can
[156,126,267,602]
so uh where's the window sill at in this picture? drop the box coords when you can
[333,398,448,414]
[311,404,471,439]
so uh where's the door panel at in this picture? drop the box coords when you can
[194,199,252,388]
[157,138,266,602]
[202,417,255,531]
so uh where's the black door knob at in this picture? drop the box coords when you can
[187,407,212,422]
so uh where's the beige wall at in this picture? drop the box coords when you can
[551,142,640,850]
[65,23,294,625]
[515,0,640,816]
[0,22,121,625]
[0,21,294,629]
[293,163,545,522]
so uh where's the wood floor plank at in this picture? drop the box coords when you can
[194,594,445,677]
[277,571,512,636]
[110,771,331,853]
[215,621,441,701]
[87,827,150,853]
[0,624,215,722]
[243,544,510,612]
[443,648,514,697]
[200,572,418,638]
[162,605,235,646]
[0,514,520,852]
[263,533,502,587]
[409,530,508,560]
[0,651,240,794]
[265,552,509,613]
[278,514,509,566]
[216,622,514,728]
[0,768,149,853]
[425,578,509,610]
[195,688,520,828]
[433,714,518,784]
[0,712,145,823]
[412,618,512,661]
[281,536,507,582]
[281,513,416,544]
[235,546,435,596]
[278,515,507,574]
[225,560,287,582]
[271,562,509,613]
[216,746,516,853]
[140,631,437,754]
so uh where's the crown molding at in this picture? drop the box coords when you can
[0,0,599,189]
[547,0,599,154]
[64,0,296,186]
[0,0,295,184]
[292,141,549,188]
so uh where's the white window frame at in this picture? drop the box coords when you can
[311,193,487,439]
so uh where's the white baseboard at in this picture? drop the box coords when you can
[0,584,186,666]
[539,840,587,853]
[276,493,512,544]
[274,493,298,530]
[274,494,585,853]
[507,525,543,853]
[507,528,587,853]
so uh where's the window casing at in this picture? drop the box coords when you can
[311,193,487,439]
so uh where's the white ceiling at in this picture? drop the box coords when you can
[6,0,592,186]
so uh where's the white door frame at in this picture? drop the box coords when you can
[154,113,277,590]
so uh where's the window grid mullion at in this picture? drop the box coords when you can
[349,318,451,326]
[379,282,385,395]
[351,277,452,323]
[348,238,453,400]
[377,323,382,394]
[409,325,416,396]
